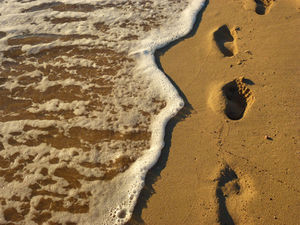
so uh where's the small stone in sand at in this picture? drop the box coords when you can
[264,135,273,141]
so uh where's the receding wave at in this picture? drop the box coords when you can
[0,0,205,224]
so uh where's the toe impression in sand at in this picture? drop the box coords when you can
[208,77,254,120]
[222,77,255,120]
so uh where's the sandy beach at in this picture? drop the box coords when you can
[0,0,299,224]
[129,0,300,224]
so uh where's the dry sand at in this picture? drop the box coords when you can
[129,0,300,224]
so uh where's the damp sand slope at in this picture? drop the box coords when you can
[134,0,300,224]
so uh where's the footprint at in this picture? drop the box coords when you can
[222,77,254,120]
[216,166,240,225]
[254,0,275,15]
[213,25,238,57]
[215,166,257,225]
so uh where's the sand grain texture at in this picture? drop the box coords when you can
[131,0,300,224]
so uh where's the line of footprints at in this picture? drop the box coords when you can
[212,22,255,120]
[211,1,276,224]
[211,0,276,120]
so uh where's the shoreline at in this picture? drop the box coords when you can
[128,0,300,224]
[126,1,209,224]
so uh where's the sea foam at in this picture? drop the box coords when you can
[0,0,205,224]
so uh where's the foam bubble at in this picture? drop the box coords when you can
[0,0,205,224]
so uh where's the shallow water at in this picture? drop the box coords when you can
[0,0,204,224]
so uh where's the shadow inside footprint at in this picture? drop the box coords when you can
[254,0,273,15]
[213,25,235,57]
[222,77,254,120]
[216,166,240,225]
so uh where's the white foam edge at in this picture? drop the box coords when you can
[108,56,184,224]
[129,0,206,56]
[110,0,206,224]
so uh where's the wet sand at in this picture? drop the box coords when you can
[129,0,300,224]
